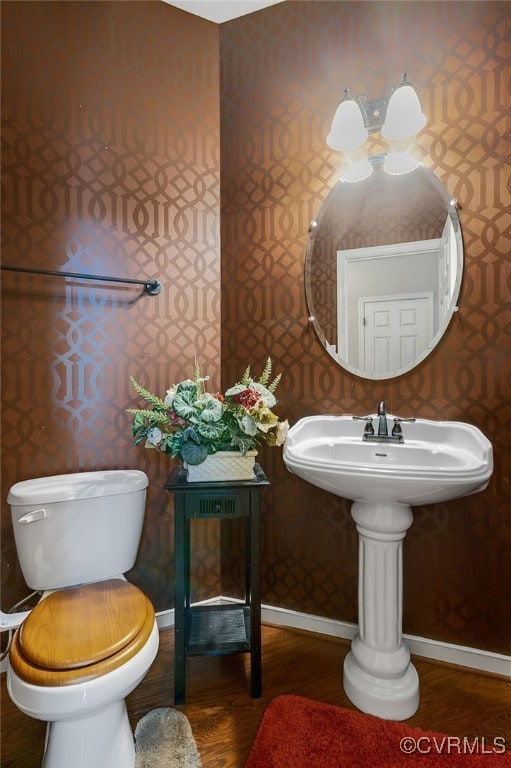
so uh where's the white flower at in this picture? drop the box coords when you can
[164,386,177,406]
[274,419,289,446]
[147,427,163,446]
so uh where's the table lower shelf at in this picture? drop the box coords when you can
[185,604,251,655]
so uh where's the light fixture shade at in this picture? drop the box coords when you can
[384,150,419,176]
[327,99,368,152]
[381,84,426,141]
[341,156,373,183]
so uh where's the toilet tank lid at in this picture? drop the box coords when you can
[7,470,149,505]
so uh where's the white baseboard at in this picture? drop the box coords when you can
[3,598,508,678]
[156,597,511,679]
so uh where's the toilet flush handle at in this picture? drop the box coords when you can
[1,609,31,631]
[18,508,47,524]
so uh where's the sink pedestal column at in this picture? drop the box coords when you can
[343,500,419,720]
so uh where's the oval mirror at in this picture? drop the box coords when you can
[305,157,463,380]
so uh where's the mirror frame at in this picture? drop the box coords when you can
[305,159,463,380]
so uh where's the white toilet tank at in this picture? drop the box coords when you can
[8,470,149,591]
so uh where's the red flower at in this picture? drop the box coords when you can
[232,388,260,408]
[169,409,187,427]
[212,392,225,402]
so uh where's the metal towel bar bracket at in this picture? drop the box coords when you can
[1,265,162,295]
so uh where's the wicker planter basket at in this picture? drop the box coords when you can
[185,450,257,483]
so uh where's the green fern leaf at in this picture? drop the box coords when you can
[130,377,166,408]
[240,365,251,386]
[258,357,272,386]
[126,408,169,426]
[267,371,282,394]
[194,360,201,386]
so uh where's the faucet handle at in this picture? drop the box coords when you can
[391,416,416,437]
[353,415,375,435]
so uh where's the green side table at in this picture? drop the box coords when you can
[165,464,269,704]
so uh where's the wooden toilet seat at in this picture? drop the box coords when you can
[9,579,155,686]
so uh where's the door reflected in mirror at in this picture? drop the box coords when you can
[305,158,463,380]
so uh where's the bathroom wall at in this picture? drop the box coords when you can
[1,1,221,613]
[2,0,509,657]
[220,1,511,653]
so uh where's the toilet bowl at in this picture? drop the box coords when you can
[4,470,159,768]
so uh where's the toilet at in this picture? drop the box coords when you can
[3,470,159,768]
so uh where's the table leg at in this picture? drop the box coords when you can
[174,500,187,705]
[249,493,262,697]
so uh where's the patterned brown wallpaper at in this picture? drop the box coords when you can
[220,1,511,653]
[1,0,509,658]
[1,1,222,612]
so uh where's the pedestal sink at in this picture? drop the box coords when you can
[283,413,493,720]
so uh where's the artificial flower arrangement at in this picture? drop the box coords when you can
[127,358,288,466]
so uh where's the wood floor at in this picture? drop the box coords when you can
[1,624,510,767]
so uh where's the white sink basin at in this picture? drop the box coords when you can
[284,412,493,720]
[283,414,493,505]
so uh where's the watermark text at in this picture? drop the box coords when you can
[399,736,506,756]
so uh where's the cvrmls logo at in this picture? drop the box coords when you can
[400,736,507,755]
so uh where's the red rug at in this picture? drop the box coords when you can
[245,695,510,767]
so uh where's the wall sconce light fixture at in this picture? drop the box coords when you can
[327,73,426,182]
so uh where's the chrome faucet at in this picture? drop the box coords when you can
[377,401,388,437]
[353,400,416,443]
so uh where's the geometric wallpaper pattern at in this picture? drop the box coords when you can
[220,1,511,653]
[1,1,509,657]
[1,1,222,612]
